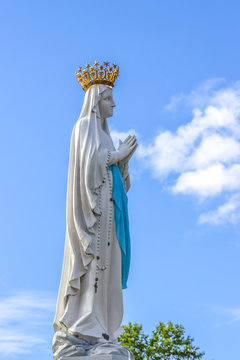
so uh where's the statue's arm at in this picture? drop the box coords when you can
[107,151,131,192]
[123,172,131,192]
[107,150,120,166]
[118,160,131,192]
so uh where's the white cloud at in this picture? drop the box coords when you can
[199,194,240,225]
[215,306,240,324]
[226,307,240,323]
[138,80,240,224]
[0,292,55,358]
[188,134,240,169]
[166,78,225,111]
[173,164,240,197]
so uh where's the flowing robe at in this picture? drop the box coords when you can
[53,85,130,342]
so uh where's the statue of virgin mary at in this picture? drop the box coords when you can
[53,62,137,359]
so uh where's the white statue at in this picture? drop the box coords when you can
[53,62,137,360]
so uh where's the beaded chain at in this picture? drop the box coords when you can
[94,152,113,294]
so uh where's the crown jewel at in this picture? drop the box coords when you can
[75,61,119,92]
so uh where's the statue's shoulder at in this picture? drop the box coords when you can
[74,118,88,132]
[72,119,83,135]
[71,118,89,141]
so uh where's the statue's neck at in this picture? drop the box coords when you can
[97,114,108,132]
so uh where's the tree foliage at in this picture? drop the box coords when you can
[118,322,148,360]
[118,321,205,360]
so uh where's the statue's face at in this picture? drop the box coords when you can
[98,88,116,119]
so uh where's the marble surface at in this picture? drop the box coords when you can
[53,85,137,359]
[53,86,136,342]
[61,355,125,360]
[53,331,134,360]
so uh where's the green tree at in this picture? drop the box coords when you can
[118,321,205,360]
[119,322,148,360]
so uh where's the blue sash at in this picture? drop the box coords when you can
[108,165,131,289]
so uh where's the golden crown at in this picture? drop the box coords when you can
[75,61,119,92]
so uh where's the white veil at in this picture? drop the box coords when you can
[54,85,115,330]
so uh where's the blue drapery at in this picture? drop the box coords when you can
[108,165,131,289]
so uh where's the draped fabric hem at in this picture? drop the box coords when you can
[56,323,124,343]
[55,321,124,341]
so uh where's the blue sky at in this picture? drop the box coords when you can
[1,1,240,359]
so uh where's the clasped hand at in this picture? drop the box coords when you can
[117,135,138,162]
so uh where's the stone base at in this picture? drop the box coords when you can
[53,331,134,360]
[62,356,124,360]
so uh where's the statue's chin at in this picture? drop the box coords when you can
[107,112,113,118]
